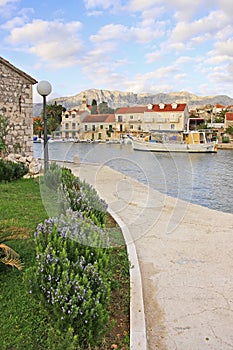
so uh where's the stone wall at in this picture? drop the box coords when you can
[0,58,37,156]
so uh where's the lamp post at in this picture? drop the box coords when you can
[37,80,52,172]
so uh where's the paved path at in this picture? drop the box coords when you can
[64,161,233,350]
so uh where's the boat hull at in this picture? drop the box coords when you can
[132,140,218,153]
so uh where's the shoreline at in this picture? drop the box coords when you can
[218,142,233,149]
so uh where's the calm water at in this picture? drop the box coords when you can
[34,142,233,214]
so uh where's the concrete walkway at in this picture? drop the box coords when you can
[64,161,233,350]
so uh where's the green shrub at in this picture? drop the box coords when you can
[61,176,108,227]
[0,159,28,182]
[43,162,62,190]
[27,210,111,349]
[40,164,108,226]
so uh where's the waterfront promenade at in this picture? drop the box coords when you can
[64,161,233,350]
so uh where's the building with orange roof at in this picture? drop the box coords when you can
[115,103,188,136]
[81,114,115,140]
[144,103,188,132]
[115,106,148,136]
[225,112,233,129]
[60,108,90,140]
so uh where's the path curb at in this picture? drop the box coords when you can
[108,208,148,350]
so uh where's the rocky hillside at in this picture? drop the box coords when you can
[33,88,233,116]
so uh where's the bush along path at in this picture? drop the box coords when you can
[0,164,130,349]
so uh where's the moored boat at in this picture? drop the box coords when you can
[132,130,218,153]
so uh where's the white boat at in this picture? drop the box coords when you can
[132,130,218,153]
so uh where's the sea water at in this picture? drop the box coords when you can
[34,142,233,214]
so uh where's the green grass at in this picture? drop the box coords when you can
[0,178,130,350]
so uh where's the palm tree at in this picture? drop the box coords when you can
[33,117,43,138]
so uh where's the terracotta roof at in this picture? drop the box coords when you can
[116,106,147,114]
[226,112,233,121]
[0,56,37,84]
[66,110,88,116]
[82,114,115,123]
[148,103,187,112]
[215,104,225,108]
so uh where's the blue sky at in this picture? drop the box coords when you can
[1,0,233,103]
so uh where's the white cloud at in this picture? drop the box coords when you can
[82,41,118,66]
[90,21,163,46]
[172,0,208,21]
[213,39,233,57]
[127,0,160,12]
[3,8,33,29]
[0,0,18,6]
[90,23,128,42]
[8,19,82,43]
[217,0,233,16]
[84,0,113,9]
[145,51,162,63]
[169,9,233,49]
[6,19,83,68]
[175,56,194,64]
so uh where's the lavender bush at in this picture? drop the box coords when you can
[60,168,108,226]
[28,210,111,348]
[41,165,108,227]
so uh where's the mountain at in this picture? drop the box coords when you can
[33,88,233,116]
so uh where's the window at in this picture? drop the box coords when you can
[65,114,69,118]
[170,114,179,122]
[171,124,175,130]
[118,115,123,122]
[84,125,88,131]
[130,124,134,130]
[130,115,133,119]
[100,125,103,129]
[72,114,76,118]
[109,125,113,131]
[72,123,75,129]
[65,123,69,129]
[138,125,142,131]
[92,125,95,131]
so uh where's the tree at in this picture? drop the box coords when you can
[91,99,97,114]
[39,102,66,134]
[214,110,227,123]
[33,117,43,138]
[99,101,115,114]
[226,125,233,134]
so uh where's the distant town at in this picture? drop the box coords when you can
[34,93,233,144]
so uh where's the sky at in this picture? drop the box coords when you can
[1,0,233,103]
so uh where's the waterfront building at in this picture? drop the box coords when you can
[144,103,188,131]
[81,114,115,140]
[0,56,37,155]
[115,106,148,138]
[60,109,90,140]
[60,103,189,141]
[225,112,233,128]
[115,103,188,137]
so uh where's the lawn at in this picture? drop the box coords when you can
[0,178,129,349]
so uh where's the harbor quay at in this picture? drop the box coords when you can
[59,160,233,350]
